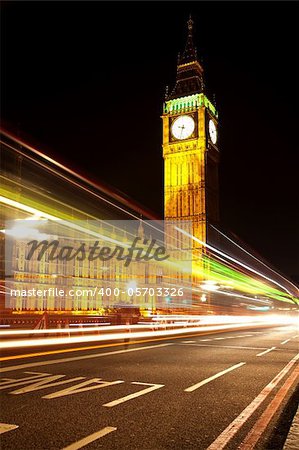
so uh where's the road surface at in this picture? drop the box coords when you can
[0,325,298,450]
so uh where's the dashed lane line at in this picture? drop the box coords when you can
[103,382,164,407]
[256,347,276,357]
[184,362,246,392]
[179,343,270,351]
[62,426,117,450]
[281,339,291,345]
[204,335,254,341]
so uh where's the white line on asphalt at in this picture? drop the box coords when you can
[0,343,173,373]
[0,378,15,382]
[200,339,212,341]
[62,426,117,450]
[184,362,246,392]
[0,423,19,434]
[0,372,52,389]
[103,382,164,407]
[206,352,299,450]
[238,366,299,449]
[214,337,226,340]
[182,341,196,343]
[281,339,291,345]
[179,344,270,351]
[293,335,298,338]
[10,376,86,394]
[44,379,124,400]
[256,347,276,357]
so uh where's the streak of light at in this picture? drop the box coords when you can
[0,320,286,349]
[215,290,272,303]
[204,257,296,303]
[68,323,111,327]
[175,226,295,298]
[0,196,130,246]
[1,316,297,339]
[210,224,298,293]
[0,130,157,220]
[0,321,219,336]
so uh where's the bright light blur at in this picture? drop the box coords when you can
[201,281,219,292]
[0,315,297,349]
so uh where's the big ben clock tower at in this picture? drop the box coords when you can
[162,16,219,261]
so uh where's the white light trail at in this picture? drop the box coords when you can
[0,320,288,349]
[175,226,294,298]
[210,225,299,294]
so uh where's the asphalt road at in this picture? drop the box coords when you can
[0,325,298,450]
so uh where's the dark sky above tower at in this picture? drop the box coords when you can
[1,2,298,279]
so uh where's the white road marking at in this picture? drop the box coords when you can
[10,375,86,395]
[182,341,196,343]
[206,352,299,450]
[200,339,212,341]
[281,339,291,345]
[214,335,253,340]
[62,426,117,450]
[44,379,124,399]
[256,347,276,357]
[214,337,226,340]
[0,423,19,434]
[0,372,52,389]
[0,343,173,373]
[184,362,246,392]
[293,335,298,338]
[179,343,270,351]
[103,382,164,407]
[238,366,299,449]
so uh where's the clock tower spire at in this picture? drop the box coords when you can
[168,15,205,100]
[180,15,197,64]
[162,16,220,269]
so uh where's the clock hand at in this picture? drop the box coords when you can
[180,124,185,138]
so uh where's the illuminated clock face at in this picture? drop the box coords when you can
[171,115,195,140]
[209,119,217,144]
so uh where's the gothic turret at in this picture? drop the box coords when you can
[168,15,205,99]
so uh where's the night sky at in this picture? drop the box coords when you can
[1,2,298,280]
